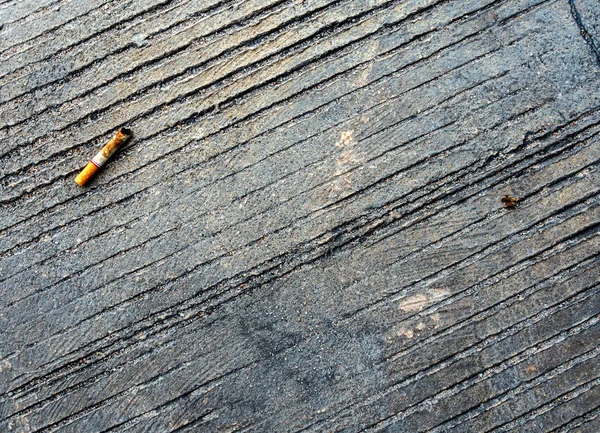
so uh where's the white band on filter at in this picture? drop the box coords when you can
[91,152,109,168]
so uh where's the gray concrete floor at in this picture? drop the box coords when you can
[1,0,600,431]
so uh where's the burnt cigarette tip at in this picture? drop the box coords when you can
[119,127,133,136]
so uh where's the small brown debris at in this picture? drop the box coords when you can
[75,128,132,186]
[524,364,537,374]
[501,194,519,209]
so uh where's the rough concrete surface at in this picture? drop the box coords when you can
[1,0,599,431]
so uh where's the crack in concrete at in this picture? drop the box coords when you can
[568,0,600,66]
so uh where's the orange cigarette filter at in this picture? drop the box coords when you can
[75,128,132,186]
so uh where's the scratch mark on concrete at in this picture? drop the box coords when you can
[568,0,600,66]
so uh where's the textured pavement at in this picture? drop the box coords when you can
[1,0,600,431]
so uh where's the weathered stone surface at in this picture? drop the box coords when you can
[1,0,599,431]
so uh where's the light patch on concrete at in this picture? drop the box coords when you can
[326,129,365,200]
[336,130,354,148]
[396,328,414,339]
[399,293,428,312]
[399,289,451,313]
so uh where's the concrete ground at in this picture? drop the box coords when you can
[1,0,600,431]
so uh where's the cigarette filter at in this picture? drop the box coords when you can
[75,128,132,186]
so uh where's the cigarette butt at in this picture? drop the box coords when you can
[75,128,132,186]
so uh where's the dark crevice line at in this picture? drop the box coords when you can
[0,350,17,364]
[8,0,550,123]
[298,284,600,433]
[316,151,500,250]
[0,220,141,282]
[488,379,600,433]
[552,406,600,433]
[568,0,600,66]
[0,120,466,294]
[522,103,600,146]
[389,268,597,390]
[6,134,597,402]
[165,409,217,433]
[0,29,502,243]
[6,103,593,358]
[0,0,326,131]
[0,82,536,233]
[372,213,598,368]
[0,0,115,55]
[498,0,552,25]
[8,83,525,315]
[383,238,600,365]
[1,0,513,189]
[0,7,511,244]
[100,387,238,432]
[29,337,299,433]
[27,246,304,388]
[323,151,500,244]
[361,319,600,432]
[0,0,435,174]
[0,1,61,28]
[0,0,544,223]
[373,210,600,366]
[0,0,191,78]
[6,233,190,309]
[349,183,600,322]
[17,276,600,430]
[425,351,600,433]
[426,343,600,433]
[0,0,291,109]
[422,348,600,433]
